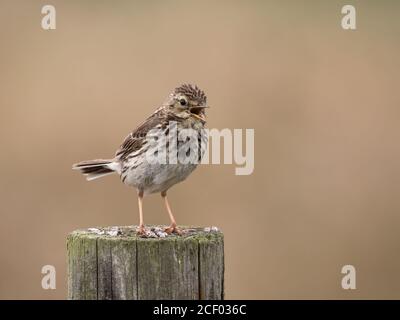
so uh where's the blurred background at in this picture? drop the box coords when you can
[0,0,399,299]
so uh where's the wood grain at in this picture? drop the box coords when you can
[67,226,224,300]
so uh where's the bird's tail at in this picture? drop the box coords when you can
[72,159,119,181]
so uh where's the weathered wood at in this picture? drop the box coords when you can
[199,234,225,299]
[67,233,97,300]
[67,226,224,300]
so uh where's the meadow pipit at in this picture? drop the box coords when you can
[73,84,208,235]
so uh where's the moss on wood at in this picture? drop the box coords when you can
[67,226,224,300]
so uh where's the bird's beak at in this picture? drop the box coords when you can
[189,105,209,113]
[189,105,208,121]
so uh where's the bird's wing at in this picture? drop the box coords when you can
[115,109,179,161]
[115,112,159,161]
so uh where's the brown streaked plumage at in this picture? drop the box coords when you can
[73,84,209,236]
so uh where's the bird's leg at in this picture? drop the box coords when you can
[137,190,145,235]
[161,191,182,235]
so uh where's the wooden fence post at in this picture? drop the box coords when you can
[67,226,224,300]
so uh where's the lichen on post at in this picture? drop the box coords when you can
[67,226,224,300]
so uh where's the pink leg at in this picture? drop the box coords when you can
[161,191,182,235]
[137,190,145,235]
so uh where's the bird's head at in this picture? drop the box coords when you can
[165,84,208,122]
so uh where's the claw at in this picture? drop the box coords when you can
[164,225,183,235]
[137,225,146,236]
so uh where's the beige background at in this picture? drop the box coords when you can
[0,0,399,299]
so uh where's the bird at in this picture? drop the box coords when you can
[73,84,209,236]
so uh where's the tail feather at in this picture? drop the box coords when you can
[72,159,117,181]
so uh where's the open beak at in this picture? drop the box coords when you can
[189,105,209,121]
[190,105,209,112]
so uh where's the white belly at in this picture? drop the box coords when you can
[122,161,198,195]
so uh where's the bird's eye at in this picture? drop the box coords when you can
[179,98,187,106]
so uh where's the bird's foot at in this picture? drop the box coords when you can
[164,224,183,235]
[137,225,146,236]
